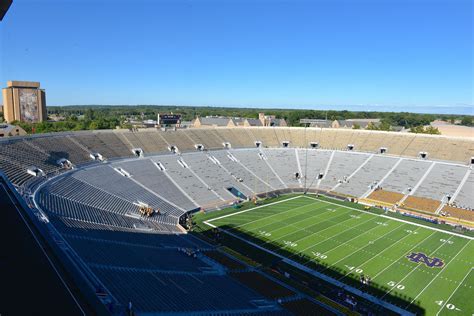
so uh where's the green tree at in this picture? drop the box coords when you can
[84,108,95,121]
[409,125,441,134]
[460,116,473,126]
[366,122,378,130]
[409,126,425,133]
[425,126,441,135]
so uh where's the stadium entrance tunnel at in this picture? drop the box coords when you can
[226,186,247,199]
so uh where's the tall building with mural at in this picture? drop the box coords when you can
[2,81,47,123]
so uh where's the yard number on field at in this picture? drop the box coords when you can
[436,301,461,312]
[387,281,405,290]
[440,239,454,244]
[312,251,327,259]
[345,265,363,273]
[283,240,297,247]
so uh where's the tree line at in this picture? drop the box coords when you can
[0,105,472,135]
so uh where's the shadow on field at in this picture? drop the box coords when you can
[203,224,426,315]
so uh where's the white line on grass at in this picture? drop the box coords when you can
[370,231,436,281]
[435,266,474,316]
[286,211,382,261]
[309,217,395,263]
[321,219,404,273]
[303,195,474,240]
[262,205,356,252]
[407,240,472,308]
[205,195,302,224]
[231,203,337,245]
[229,202,311,220]
[204,213,414,316]
[381,236,454,299]
[256,203,345,245]
[338,226,421,281]
[213,198,321,231]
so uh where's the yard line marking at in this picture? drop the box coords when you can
[314,218,395,260]
[338,225,421,281]
[203,210,413,316]
[221,203,313,221]
[321,220,405,273]
[206,195,303,223]
[286,212,381,261]
[303,195,474,240]
[381,236,454,299]
[370,231,436,281]
[408,240,472,308]
[255,204,346,244]
[222,200,321,230]
[435,266,474,316]
[259,205,352,247]
[224,206,320,230]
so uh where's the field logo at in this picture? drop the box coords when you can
[406,252,444,268]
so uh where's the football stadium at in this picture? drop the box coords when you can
[1,127,473,315]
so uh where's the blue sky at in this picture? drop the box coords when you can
[0,0,472,114]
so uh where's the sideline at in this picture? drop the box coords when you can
[203,202,413,316]
[304,195,474,240]
[205,195,304,225]
[206,194,473,240]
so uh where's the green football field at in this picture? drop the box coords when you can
[203,195,474,315]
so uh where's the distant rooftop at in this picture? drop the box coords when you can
[6,81,41,88]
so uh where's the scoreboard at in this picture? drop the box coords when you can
[158,114,181,126]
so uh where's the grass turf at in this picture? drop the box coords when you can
[200,195,474,316]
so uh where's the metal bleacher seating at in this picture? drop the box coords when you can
[453,171,474,209]
[160,130,196,152]
[114,158,197,210]
[183,151,253,199]
[0,156,35,186]
[413,163,468,202]
[210,149,271,194]
[185,129,224,149]
[319,151,368,190]
[335,155,399,197]
[263,148,301,188]
[155,154,223,206]
[0,139,62,181]
[248,128,280,147]
[72,165,184,220]
[380,159,431,194]
[27,135,91,165]
[72,132,132,159]
[2,127,474,315]
[230,148,285,191]
[297,149,332,188]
